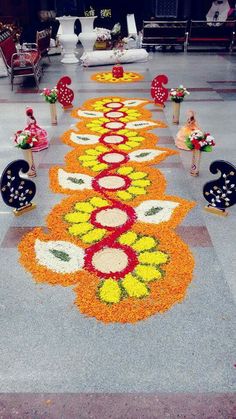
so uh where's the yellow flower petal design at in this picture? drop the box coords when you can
[81,228,106,244]
[119,231,138,246]
[135,265,162,282]
[90,197,109,207]
[86,149,101,156]
[128,141,140,148]
[122,274,149,298]
[116,191,133,201]
[118,145,132,151]
[82,160,98,168]
[132,137,144,142]
[127,186,146,196]
[132,180,151,187]
[117,167,133,175]
[125,131,137,137]
[138,251,169,265]
[64,212,90,223]
[132,237,156,252]
[99,279,122,304]
[74,202,94,213]
[69,222,93,236]
[126,141,139,148]
[92,163,108,172]
[79,155,96,161]
[129,172,147,180]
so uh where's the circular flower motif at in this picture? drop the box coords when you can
[116,166,151,200]
[100,130,145,151]
[91,97,124,111]
[78,145,109,172]
[91,72,144,84]
[98,231,169,304]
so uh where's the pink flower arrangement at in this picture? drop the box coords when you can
[41,87,58,104]
[170,85,190,103]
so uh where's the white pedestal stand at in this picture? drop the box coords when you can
[56,16,79,64]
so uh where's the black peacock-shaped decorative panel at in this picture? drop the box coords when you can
[0,160,36,212]
[203,160,236,210]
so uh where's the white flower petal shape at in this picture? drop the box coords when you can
[136,200,179,224]
[77,110,104,118]
[129,149,166,162]
[123,99,148,107]
[70,132,99,145]
[35,239,85,273]
[126,120,158,129]
[58,169,92,190]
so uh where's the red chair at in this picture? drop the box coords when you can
[36,28,52,61]
[0,32,41,90]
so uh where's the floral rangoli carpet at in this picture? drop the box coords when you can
[19,97,195,323]
[91,72,144,83]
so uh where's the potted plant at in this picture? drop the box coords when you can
[41,87,58,125]
[185,130,215,176]
[14,130,38,177]
[170,85,190,124]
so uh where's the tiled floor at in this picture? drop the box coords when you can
[0,50,236,418]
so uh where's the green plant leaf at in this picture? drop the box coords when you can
[145,206,163,216]
[49,249,71,262]
[185,137,193,150]
[202,145,212,152]
[76,136,92,142]
[136,152,150,158]
[67,177,85,184]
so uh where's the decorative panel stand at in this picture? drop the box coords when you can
[203,160,236,216]
[0,160,36,216]
[57,76,74,110]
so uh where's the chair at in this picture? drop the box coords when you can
[36,28,52,60]
[0,31,41,90]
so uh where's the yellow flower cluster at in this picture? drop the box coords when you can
[64,197,109,244]
[92,97,122,111]
[99,232,169,304]
[116,166,150,200]
[116,130,145,151]
[78,145,109,172]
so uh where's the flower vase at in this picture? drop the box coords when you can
[112,64,124,79]
[50,102,57,125]
[22,148,36,177]
[78,16,97,55]
[56,16,79,64]
[190,149,201,177]
[172,101,181,125]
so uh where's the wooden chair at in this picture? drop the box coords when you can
[0,30,41,90]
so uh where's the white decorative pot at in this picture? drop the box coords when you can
[78,16,97,54]
[56,16,79,63]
